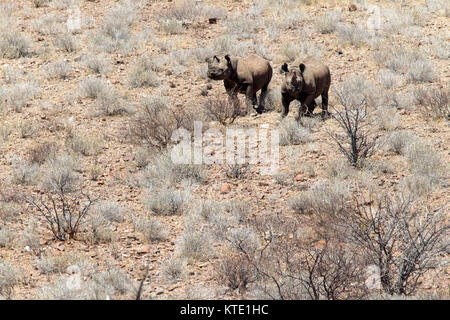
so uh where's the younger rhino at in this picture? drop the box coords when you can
[280,57,331,119]
[206,54,273,115]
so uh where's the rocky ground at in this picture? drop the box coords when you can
[0,0,448,299]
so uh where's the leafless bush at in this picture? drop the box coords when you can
[203,95,241,125]
[11,156,40,185]
[225,164,249,180]
[42,61,72,80]
[143,188,190,216]
[162,256,186,282]
[0,262,23,299]
[95,268,136,299]
[21,219,41,253]
[92,201,125,223]
[176,230,213,262]
[188,199,218,222]
[405,141,445,186]
[229,215,368,300]
[324,158,357,180]
[28,141,58,164]
[336,24,369,48]
[54,32,79,52]
[37,252,88,274]
[24,188,98,241]
[377,69,403,89]
[31,0,50,8]
[211,35,254,57]
[329,77,379,167]
[136,151,204,190]
[66,132,103,156]
[0,200,21,224]
[17,120,38,138]
[0,227,15,248]
[132,216,168,242]
[82,53,111,75]
[376,106,400,131]
[159,18,184,35]
[90,1,137,52]
[161,0,226,23]
[225,14,260,40]
[414,86,449,120]
[96,89,130,116]
[289,180,349,215]
[384,130,419,155]
[32,14,62,35]
[0,82,40,112]
[78,76,108,99]
[376,47,438,83]
[0,30,31,59]
[41,153,81,193]
[279,118,312,146]
[215,253,257,292]
[129,96,199,150]
[340,195,449,295]
[128,56,161,88]
[85,213,115,244]
[315,10,341,34]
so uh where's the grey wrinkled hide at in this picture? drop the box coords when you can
[280,57,331,119]
[206,54,273,114]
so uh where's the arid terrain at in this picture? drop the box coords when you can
[0,0,448,300]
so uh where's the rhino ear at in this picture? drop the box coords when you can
[281,63,289,73]
[299,63,306,73]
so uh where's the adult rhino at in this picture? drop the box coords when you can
[206,54,273,115]
[280,57,331,119]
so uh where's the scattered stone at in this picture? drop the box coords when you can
[349,4,357,12]
[220,183,231,194]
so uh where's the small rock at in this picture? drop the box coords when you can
[208,18,218,24]
[294,174,305,182]
[220,183,231,194]
[349,4,357,12]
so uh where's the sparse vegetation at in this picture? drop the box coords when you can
[0,0,448,301]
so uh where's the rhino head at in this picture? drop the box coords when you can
[206,55,233,80]
[281,62,306,94]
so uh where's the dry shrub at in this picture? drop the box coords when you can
[28,142,58,164]
[203,95,241,125]
[215,253,257,292]
[414,85,449,120]
[129,96,202,150]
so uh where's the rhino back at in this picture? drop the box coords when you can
[294,57,330,96]
[236,54,272,91]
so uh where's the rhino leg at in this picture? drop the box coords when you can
[321,90,330,118]
[257,84,269,114]
[306,100,317,116]
[281,93,293,118]
[245,85,258,115]
[297,95,314,120]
